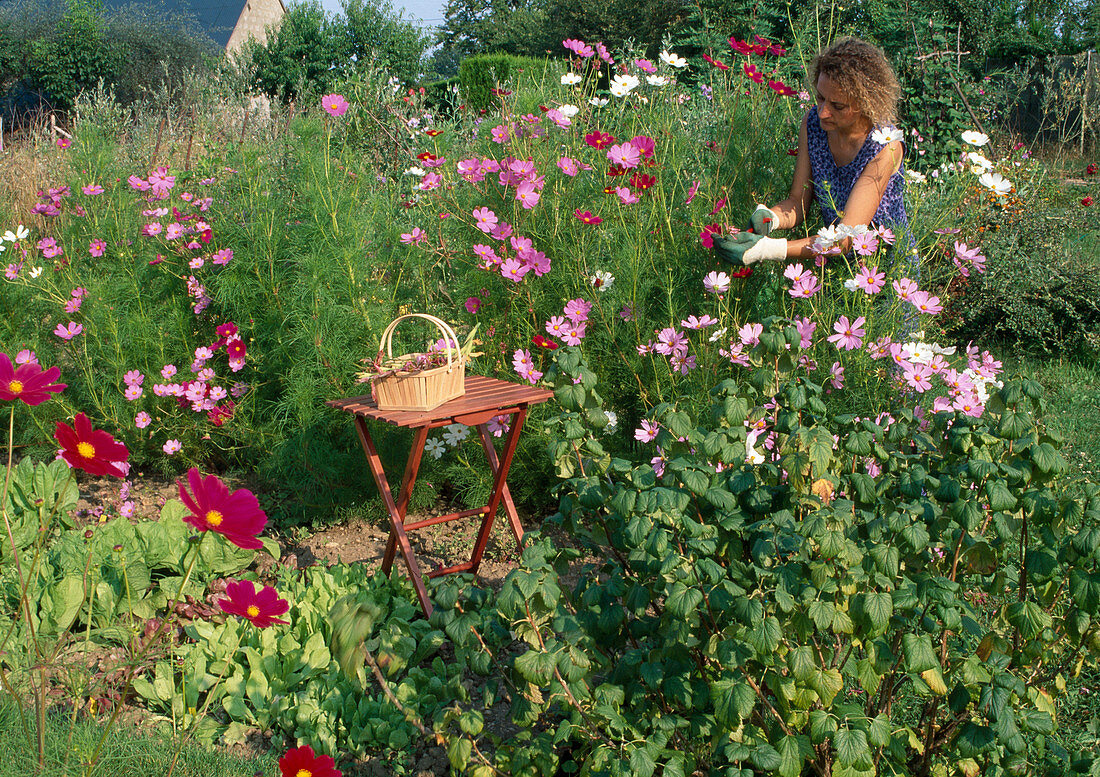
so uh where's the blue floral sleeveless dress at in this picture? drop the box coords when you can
[806,105,917,267]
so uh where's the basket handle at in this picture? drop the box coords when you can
[378,313,465,372]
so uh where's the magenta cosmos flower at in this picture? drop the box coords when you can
[321,94,348,117]
[279,746,341,777]
[1,352,66,405]
[218,579,289,628]
[178,468,268,549]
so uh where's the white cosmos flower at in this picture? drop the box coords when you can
[425,438,446,459]
[28,266,42,278]
[871,126,903,144]
[403,166,426,177]
[709,327,728,343]
[961,130,989,146]
[966,152,993,173]
[609,73,640,97]
[659,51,688,68]
[646,75,671,86]
[844,278,860,292]
[3,225,30,242]
[561,72,582,86]
[589,97,609,107]
[604,410,618,431]
[979,171,1012,196]
[442,423,469,446]
[558,103,579,117]
[590,270,615,291]
[903,341,935,364]
[906,170,927,183]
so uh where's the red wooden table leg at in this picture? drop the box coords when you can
[469,405,528,574]
[354,418,433,616]
[475,421,526,547]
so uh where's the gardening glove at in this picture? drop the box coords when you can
[746,204,779,236]
[712,233,788,266]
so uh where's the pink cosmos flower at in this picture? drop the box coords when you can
[163,439,182,455]
[827,315,866,350]
[148,167,175,195]
[564,298,591,322]
[575,209,602,224]
[465,297,481,314]
[561,322,587,346]
[37,237,63,258]
[124,384,143,401]
[685,180,700,205]
[473,207,498,233]
[417,172,442,191]
[123,370,143,386]
[63,297,83,314]
[789,275,820,298]
[854,265,885,294]
[783,263,808,282]
[606,143,640,169]
[546,109,570,128]
[875,226,896,245]
[142,223,163,237]
[794,317,816,348]
[892,277,919,302]
[487,414,511,437]
[738,323,762,346]
[15,350,37,366]
[903,363,933,392]
[909,290,943,315]
[557,156,580,176]
[321,94,349,116]
[515,181,541,209]
[953,241,986,276]
[615,186,640,205]
[654,327,688,356]
[135,412,151,429]
[82,183,104,196]
[630,136,655,158]
[490,125,511,144]
[704,271,731,295]
[634,420,659,443]
[400,227,427,245]
[88,238,106,257]
[829,362,845,389]
[681,314,718,329]
[851,232,879,255]
[161,364,177,379]
[670,353,697,374]
[54,322,83,340]
[546,316,567,337]
[212,248,233,265]
[634,59,657,73]
[500,258,529,282]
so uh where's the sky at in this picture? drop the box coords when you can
[318,0,447,28]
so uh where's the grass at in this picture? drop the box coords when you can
[0,701,277,777]
[1014,354,1100,480]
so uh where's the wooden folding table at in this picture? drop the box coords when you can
[327,376,554,616]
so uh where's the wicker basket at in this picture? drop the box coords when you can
[371,313,466,412]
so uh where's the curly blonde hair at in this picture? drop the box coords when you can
[811,37,900,126]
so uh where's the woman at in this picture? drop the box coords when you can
[716,37,911,265]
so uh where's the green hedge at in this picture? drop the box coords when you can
[457,53,549,110]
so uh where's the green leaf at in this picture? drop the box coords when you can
[810,668,844,706]
[867,715,891,748]
[998,407,1032,439]
[863,592,892,636]
[711,679,754,725]
[789,646,817,682]
[956,723,996,757]
[680,468,710,496]
[985,481,1017,513]
[751,744,782,772]
[902,634,938,673]
[447,737,472,772]
[807,427,835,475]
[666,583,703,619]
[1004,601,1051,640]
[629,744,657,777]
[776,735,812,777]
[833,728,872,769]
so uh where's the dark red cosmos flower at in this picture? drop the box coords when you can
[1084,196,1094,207]
[178,467,267,550]
[208,400,235,427]
[575,209,603,224]
[532,335,559,350]
[606,164,627,177]
[602,185,617,195]
[424,129,442,137]
[226,338,247,360]
[489,87,512,96]
[768,79,795,96]
[585,131,616,149]
[417,152,437,162]
[729,37,753,55]
[701,52,729,70]
[218,579,289,628]
[731,266,754,279]
[0,353,66,405]
[1084,162,1096,175]
[279,745,341,777]
[699,223,724,248]
[629,173,656,191]
[55,413,129,478]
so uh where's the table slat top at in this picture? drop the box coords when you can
[327,375,554,427]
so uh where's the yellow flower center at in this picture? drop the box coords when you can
[296,770,313,777]
[8,380,23,394]
[246,605,260,618]
[205,509,224,527]
[77,441,95,459]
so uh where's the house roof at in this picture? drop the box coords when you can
[99,0,280,49]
